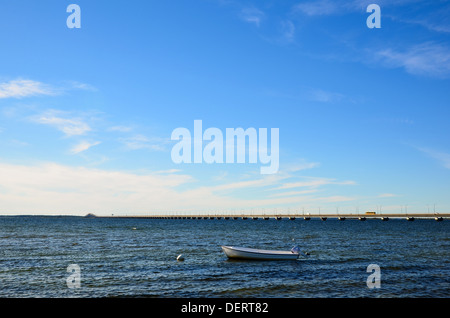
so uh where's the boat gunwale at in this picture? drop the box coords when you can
[221,245,299,258]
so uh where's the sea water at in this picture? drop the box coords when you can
[0,216,448,298]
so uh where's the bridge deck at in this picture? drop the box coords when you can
[103,213,449,220]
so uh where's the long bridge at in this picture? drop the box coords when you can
[100,213,449,221]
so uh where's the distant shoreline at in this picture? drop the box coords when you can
[0,213,448,220]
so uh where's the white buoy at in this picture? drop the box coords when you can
[177,254,185,261]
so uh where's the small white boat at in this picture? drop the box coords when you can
[221,245,301,260]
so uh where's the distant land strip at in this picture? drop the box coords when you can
[90,213,449,221]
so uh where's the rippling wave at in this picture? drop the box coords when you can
[0,216,448,297]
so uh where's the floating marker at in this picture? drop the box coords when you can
[177,254,185,261]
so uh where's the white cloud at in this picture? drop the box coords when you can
[313,195,356,203]
[386,2,450,34]
[270,189,318,197]
[293,0,420,16]
[417,147,450,169]
[67,81,97,92]
[0,160,359,215]
[0,79,58,99]
[119,134,168,151]
[285,161,320,172]
[308,88,345,103]
[211,173,285,192]
[0,162,193,215]
[0,78,97,99]
[280,20,295,42]
[70,141,101,154]
[31,111,91,137]
[240,7,265,27]
[108,125,133,133]
[290,2,450,78]
[155,169,182,174]
[375,42,450,78]
[378,193,398,198]
[275,177,356,190]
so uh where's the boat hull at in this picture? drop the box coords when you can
[221,246,299,260]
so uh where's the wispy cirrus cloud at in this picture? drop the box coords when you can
[375,42,450,78]
[290,1,450,78]
[385,1,450,34]
[0,78,97,99]
[119,134,169,151]
[307,88,346,103]
[66,81,98,92]
[70,141,101,154]
[30,110,92,137]
[416,147,450,169]
[107,125,133,133]
[240,7,265,27]
[0,79,58,99]
[280,20,296,42]
[378,193,398,198]
[284,161,320,172]
[293,0,420,16]
[270,189,318,197]
[0,156,359,215]
[275,177,356,190]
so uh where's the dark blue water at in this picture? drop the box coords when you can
[0,216,448,297]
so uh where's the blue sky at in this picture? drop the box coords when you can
[0,0,449,215]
